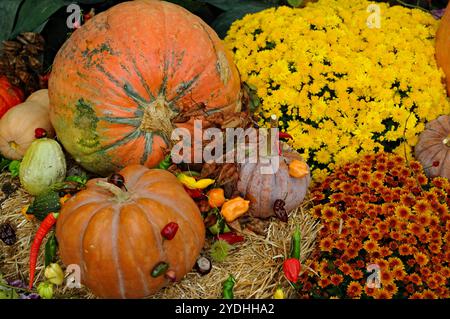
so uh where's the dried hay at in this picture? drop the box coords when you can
[0,172,320,299]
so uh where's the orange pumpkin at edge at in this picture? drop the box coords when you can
[0,76,24,118]
[55,165,206,298]
[49,0,242,176]
[436,3,450,95]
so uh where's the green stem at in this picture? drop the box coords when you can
[96,181,130,202]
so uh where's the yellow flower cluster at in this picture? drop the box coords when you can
[225,0,450,181]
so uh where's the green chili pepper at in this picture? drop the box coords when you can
[151,262,169,278]
[157,155,172,170]
[44,232,58,267]
[222,274,236,299]
[290,227,301,260]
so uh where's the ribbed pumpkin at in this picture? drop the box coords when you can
[56,165,205,298]
[49,0,242,176]
[415,115,450,179]
[436,3,450,95]
[0,76,24,118]
[237,147,311,219]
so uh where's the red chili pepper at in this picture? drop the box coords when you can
[283,258,301,283]
[278,132,293,140]
[183,186,204,199]
[217,232,245,245]
[29,212,59,289]
[161,222,179,240]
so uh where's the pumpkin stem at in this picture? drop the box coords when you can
[96,181,130,202]
[444,136,450,147]
[140,95,175,145]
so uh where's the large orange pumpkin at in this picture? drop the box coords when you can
[436,3,450,95]
[55,165,205,298]
[49,0,242,176]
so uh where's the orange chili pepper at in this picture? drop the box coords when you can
[288,159,309,178]
[220,197,250,223]
[207,188,225,208]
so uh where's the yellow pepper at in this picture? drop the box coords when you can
[44,263,64,285]
[288,160,309,178]
[177,173,215,189]
[20,205,34,221]
[273,287,285,299]
[59,194,72,205]
[220,197,250,223]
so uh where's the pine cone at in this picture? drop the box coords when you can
[0,32,46,95]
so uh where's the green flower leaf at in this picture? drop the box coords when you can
[0,0,23,43]
[11,0,72,38]
[287,0,304,7]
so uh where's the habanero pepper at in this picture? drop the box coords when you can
[283,258,301,283]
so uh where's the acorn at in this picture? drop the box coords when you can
[195,256,212,276]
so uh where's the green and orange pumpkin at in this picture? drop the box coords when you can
[49,0,242,176]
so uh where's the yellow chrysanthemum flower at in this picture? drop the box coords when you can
[225,0,450,181]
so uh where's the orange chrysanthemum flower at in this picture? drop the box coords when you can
[304,152,449,299]
[395,205,411,219]
[414,252,429,266]
[409,161,422,172]
[388,257,402,269]
[398,244,412,256]
[422,290,437,299]
[363,240,379,253]
[322,206,339,221]
[339,263,352,275]
[319,238,334,252]
[350,269,364,280]
[392,267,406,281]
[375,289,393,299]
[330,274,344,286]
[409,273,422,285]
[347,281,363,298]
[414,200,430,214]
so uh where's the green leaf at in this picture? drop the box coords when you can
[287,0,304,7]
[12,0,72,38]
[201,0,237,11]
[0,157,12,172]
[211,1,273,38]
[0,0,24,43]
[8,160,20,178]
[202,0,280,11]
[77,0,107,3]
[65,173,88,186]
[166,0,205,12]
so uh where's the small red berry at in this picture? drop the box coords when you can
[34,128,47,139]
[432,161,440,167]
